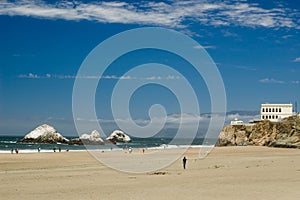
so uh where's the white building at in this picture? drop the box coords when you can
[260,103,293,122]
[230,118,244,126]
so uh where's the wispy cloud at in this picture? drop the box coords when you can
[282,35,294,39]
[293,57,300,62]
[18,73,40,78]
[259,78,300,84]
[221,30,239,37]
[259,78,285,84]
[194,45,216,49]
[219,63,256,71]
[0,0,298,29]
[18,73,181,80]
[234,65,256,71]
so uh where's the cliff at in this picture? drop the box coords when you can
[217,115,300,148]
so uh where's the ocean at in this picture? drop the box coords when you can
[0,136,209,153]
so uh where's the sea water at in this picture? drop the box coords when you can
[0,136,213,153]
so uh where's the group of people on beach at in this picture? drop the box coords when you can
[10,147,69,153]
[52,147,69,152]
[53,147,62,152]
[10,148,18,154]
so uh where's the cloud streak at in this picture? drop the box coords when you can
[293,57,300,62]
[18,73,181,80]
[0,0,298,29]
[259,78,285,84]
[259,78,300,84]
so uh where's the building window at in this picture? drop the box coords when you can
[272,108,275,112]
[269,115,272,119]
[272,115,275,119]
[276,115,278,119]
[279,108,281,112]
[266,108,268,112]
[262,115,265,119]
[262,108,265,112]
[269,108,271,112]
[276,108,278,112]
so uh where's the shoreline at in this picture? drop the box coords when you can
[0,144,213,154]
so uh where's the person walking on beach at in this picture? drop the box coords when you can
[183,156,187,169]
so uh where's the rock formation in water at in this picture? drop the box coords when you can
[106,130,131,144]
[217,115,300,148]
[19,124,69,144]
[69,130,104,145]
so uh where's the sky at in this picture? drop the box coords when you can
[0,0,299,136]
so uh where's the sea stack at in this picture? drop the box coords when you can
[106,130,131,144]
[19,124,69,144]
[81,130,104,144]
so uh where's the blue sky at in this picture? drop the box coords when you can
[0,0,299,136]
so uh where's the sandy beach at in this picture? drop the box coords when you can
[1,146,299,200]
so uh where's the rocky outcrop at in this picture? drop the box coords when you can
[71,130,104,145]
[217,115,300,148]
[67,138,83,145]
[19,125,132,146]
[217,125,250,146]
[19,124,69,144]
[106,130,131,144]
[79,130,104,145]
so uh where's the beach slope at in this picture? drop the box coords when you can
[0,147,299,200]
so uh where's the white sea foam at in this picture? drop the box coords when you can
[0,149,86,154]
[1,141,17,144]
[0,145,213,154]
[147,144,212,150]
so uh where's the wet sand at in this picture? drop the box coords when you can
[0,146,299,200]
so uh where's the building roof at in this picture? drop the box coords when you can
[261,103,292,107]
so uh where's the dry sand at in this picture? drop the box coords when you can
[0,146,299,200]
